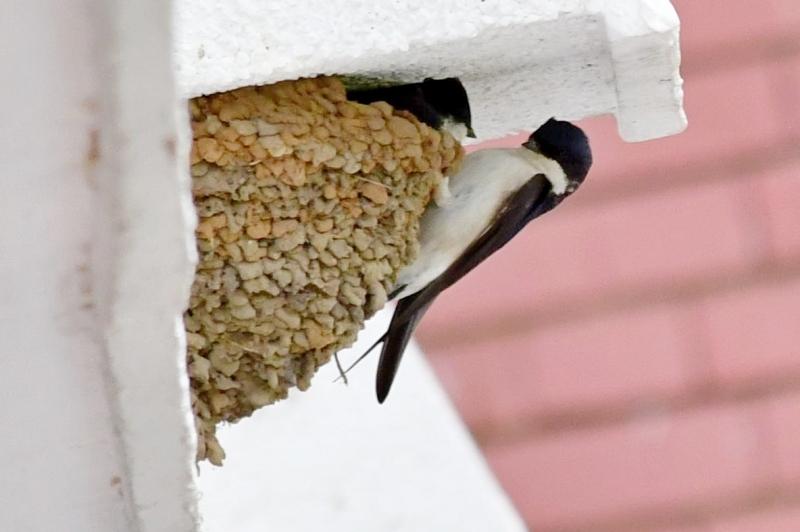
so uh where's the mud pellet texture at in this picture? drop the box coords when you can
[186,77,464,465]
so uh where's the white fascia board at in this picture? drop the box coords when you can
[93,0,202,529]
[174,0,686,141]
[0,0,198,531]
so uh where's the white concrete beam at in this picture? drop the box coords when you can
[0,0,199,530]
[174,0,686,141]
[0,1,132,530]
[92,0,201,529]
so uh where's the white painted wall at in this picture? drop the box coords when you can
[0,1,132,530]
[0,0,198,531]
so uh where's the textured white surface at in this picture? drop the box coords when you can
[174,0,686,141]
[0,1,131,531]
[0,0,199,530]
[92,0,201,530]
[197,308,527,532]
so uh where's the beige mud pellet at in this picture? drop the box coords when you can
[186,76,463,465]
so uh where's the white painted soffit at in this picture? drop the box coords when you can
[174,0,686,142]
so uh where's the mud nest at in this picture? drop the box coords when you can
[185,76,464,464]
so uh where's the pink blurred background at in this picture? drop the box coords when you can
[418,1,800,530]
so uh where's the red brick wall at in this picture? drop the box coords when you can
[417,1,800,530]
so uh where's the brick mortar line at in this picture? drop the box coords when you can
[681,29,800,77]
[472,369,800,447]
[527,483,800,532]
[422,253,800,353]
[573,138,800,212]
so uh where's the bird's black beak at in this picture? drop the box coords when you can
[466,126,477,139]
[522,137,539,152]
[537,189,566,218]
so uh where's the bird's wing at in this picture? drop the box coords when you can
[375,174,553,402]
[393,174,552,327]
[347,85,441,129]
[375,292,434,403]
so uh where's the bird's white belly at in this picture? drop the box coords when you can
[393,148,541,298]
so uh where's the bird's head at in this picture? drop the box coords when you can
[421,77,476,141]
[523,118,592,195]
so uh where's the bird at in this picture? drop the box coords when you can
[349,118,592,403]
[347,77,476,142]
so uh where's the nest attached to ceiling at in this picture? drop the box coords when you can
[185,76,464,465]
